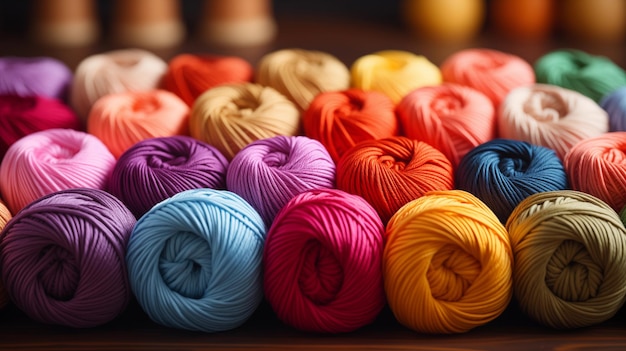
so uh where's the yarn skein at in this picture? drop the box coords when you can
[0,94,81,160]
[108,136,229,218]
[506,190,626,329]
[0,128,116,214]
[534,49,626,103]
[350,50,442,103]
[0,188,136,328]
[255,48,351,112]
[87,89,190,158]
[337,136,454,223]
[384,190,513,334]
[227,135,335,226]
[190,83,300,160]
[0,199,11,309]
[303,88,398,162]
[263,189,385,333]
[126,188,266,332]
[456,138,568,223]
[498,84,609,160]
[0,56,72,101]
[161,53,254,106]
[440,48,535,107]
[396,83,496,167]
[600,87,626,132]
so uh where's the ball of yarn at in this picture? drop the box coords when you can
[498,84,609,160]
[564,132,626,212]
[600,87,626,132]
[70,49,167,121]
[384,189,513,334]
[337,136,454,223]
[87,89,189,158]
[190,83,300,159]
[227,135,335,226]
[506,190,626,329]
[303,88,398,162]
[126,188,266,332]
[0,199,12,309]
[0,94,81,159]
[350,50,442,103]
[440,48,535,107]
[534,49,626,103]
[255,48,350,111]
[263,189,385,333]
[456,138,568,223]
[396,83,496,167]
[0,128,116,214]
[161,53,254,106]
[0,56,72,101]
[108,136,229,218]
[0,188,136,327]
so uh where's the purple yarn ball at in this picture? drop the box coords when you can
[227,135,336,226]
[601,87,626,132]
[108,136,229,218]
[0,57,73,101]
[0,188,136,328]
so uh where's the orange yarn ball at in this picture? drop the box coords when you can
[0,199,11,309]
[303,89,399,162]
[336,136,454,223]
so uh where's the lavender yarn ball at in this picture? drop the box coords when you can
[601,87,626,132]
[108,136,229,218]
[0,188,136,328]
[0,57,73,101]
[227,135,336,225]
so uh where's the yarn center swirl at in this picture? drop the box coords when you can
[523,91,567,122]
[545,240,602,302]
[427,244,481,302]
[38,244,79,301]
[159,231,212,299]
[298,240,344,305]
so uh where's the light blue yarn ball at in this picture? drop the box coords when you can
[126,188,266,332]
[601,87,626,132]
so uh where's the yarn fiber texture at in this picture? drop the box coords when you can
[350,50,442,103]
[0,188,136,328]
[263,189,385,333]
[337,136,454,223]
[506,190,626,329]
[108,136,229,218]
[0,199,11,309]
[0,128,116,214]
[87,89,190,158]
[303,88,398,162]
[126,188,266,332]
[384,190,513,334]
[226,135,335,226]
[498,84,609,160]
[456,138,568,223]
[0,56,72,101]
[600,87,626,132]
[190,83,300,160]
[396,83,496,167]
[534,49,626,103]
[255,48,351,112]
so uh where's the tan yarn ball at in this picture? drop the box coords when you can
[190,83,300,159]
[0,199,12,309]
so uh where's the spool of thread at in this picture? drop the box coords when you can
[534,50,626,103]
[601,87,626,132]
[0,95,81,160]
[456,138,568,223]
[401,0,485,42]
[396,83,496,167]
[0,199,12,309]
[263,189,385,333]
[336,136,454,223]
[384,190,513,334]
[559,0,626,43]
[227,135,335,226]
[440,48,535,107]
[0,128,116,214]
[255,49,351,112]
[126,188,266,332]
[161,54,254,106]
[87,89,190,158]
[111,0,186,48]
[0,188,136,328]
[564,132,626,212]
[490,0,555,40]
[506,190,626,329]
[30,0,100,47]
[303,89,398,162]
[498,84,609,160]
[350,50,442,104]
[190,83,300,160]
[70,49,168,121]
[108,136,229,218]
[0,56,73,101]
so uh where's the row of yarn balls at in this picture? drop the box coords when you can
[0,47,626,335]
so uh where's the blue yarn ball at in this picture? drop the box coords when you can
[601,87,626,132]
[126,188,266,332]
[456,138,568,223]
